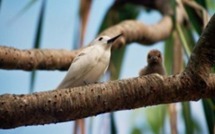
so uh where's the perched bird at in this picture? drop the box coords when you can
[57,33,122,134]
[57,33,122,89]
[139,49,166,76]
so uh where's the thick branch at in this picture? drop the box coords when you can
[0,74,215,129]
[185,13,215,88]
[100,15,172,49]
[0,46,80,71]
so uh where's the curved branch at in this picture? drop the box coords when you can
[185,13,215,88]
[0,16,172,71]
[101,15,173,49]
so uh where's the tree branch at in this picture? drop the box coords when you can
[1,12,215,129]
[0,46,80,71]
[0,74,215,129]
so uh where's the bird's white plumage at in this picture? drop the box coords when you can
[57,35,115,89]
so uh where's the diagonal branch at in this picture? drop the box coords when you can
[1,12,215,129]
[0,74,215,129]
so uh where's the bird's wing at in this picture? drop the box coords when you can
[57,47,97,89]
[139,67,148,76]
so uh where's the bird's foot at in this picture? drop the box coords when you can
[83,81,99,85]
[83,80,89,85]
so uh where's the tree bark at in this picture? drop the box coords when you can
[1,12,215,129]
[0,46,80,71]
[0,74,215,129]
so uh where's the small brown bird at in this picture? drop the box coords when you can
[139,49,166,76]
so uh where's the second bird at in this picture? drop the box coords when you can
[139,49,166,76]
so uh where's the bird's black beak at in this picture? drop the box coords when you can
[107,33,122,44]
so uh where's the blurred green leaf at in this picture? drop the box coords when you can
[34,0,45,49]
[97,3,140,134]
[182,102,193,134]
[164,34,174,75]
[180,25,196,50]
[30,0,46,93]
[110,47,126,80]
[206,0,215,10]
[98,3,140,34]
[131,127,142,134]
[202,99,215,134]
[184,4,202,35]
[110,113,117,134]
[170,0,176,29]
[181,102,202,134]
[176,23,192,57]
[196,0,207,9]
[145,105,167,134]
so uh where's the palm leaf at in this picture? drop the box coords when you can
[183,1,210,35]
[30,0,46,93]
[196,0,207,9]
[202,99,215,134]
[131,127,142,134]
[206,0,215,10]
[184,4,202,34]
[182,102,194,134]
[164,34,174,75]
[145,105,167,134]
[176,23,192,57]
[180,25,196,50]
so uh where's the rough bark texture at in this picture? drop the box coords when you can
[1,12,215,129]
[0,46,80,71]
[100,15,173,49]
[0,74,215,129]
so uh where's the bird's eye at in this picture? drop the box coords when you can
[158,54,161,58]
[148,55,151,59]
[98,37,103,41]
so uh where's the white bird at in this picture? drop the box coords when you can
[57,33,122,89]
[56,33,121,134]
[57,33,122,134]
